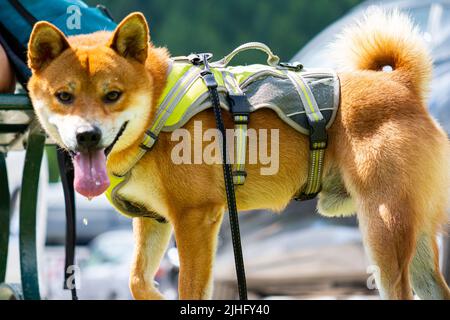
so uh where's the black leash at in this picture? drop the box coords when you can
[198,54,248,300]
[56,149,78,300]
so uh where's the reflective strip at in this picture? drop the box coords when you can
[223,71,243,95]
[233,115,248,185]
[286,107,335,118]
[304,148,325,195]
[284,71,323,123]
[283,70,326,197]
[151,67,201,134]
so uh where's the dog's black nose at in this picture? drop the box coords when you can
[76,126,102,150]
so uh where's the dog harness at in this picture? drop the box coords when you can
[105,43,340,218]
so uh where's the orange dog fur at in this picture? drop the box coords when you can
[27,9,450,299]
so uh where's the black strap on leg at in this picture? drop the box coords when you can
[56,149,78,300]
[198,54,248,300]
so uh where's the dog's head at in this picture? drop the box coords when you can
[27,13,168,198]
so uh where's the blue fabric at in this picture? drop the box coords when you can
[0,0,116,46]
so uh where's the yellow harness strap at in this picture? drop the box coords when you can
[284,70,327,199]
[222,71,249,185]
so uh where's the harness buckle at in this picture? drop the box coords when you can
[139,130,158,151]
[233,170,247,185]
[228,94,252,117]
[200,70,218,89]
[308,118,328,150]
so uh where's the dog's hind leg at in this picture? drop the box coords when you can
[357,196,417,299]
[129,217,172,300]
[346,135,449,299]
[410,232,450,299]
[173,206,224,300]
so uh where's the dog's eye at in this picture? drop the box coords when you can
[55,91,74,104]
[104,91,122,103]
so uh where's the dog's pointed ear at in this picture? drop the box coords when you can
[108,12,149,63]
[28,21,70,71]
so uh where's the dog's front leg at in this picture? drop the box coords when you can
[173,206,224,300]
[129,217,172,300]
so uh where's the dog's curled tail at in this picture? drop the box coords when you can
[332,8,432,100]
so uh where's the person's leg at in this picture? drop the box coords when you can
[0,42,15,93]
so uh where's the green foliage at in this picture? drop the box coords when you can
[86,0,361,63]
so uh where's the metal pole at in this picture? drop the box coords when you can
[0,152,10,283]
[19,125,45,300]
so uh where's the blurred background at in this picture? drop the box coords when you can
[3,0,450,299]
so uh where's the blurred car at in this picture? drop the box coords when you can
[77,230,134,300]
[214,0,450,299]
[46,183,131,245]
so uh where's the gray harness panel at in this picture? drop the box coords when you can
[242,69,339,134]
[162,67,340,135]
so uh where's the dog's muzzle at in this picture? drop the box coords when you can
[105,121,128,156]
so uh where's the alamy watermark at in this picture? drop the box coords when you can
[66,264,81,290]
[66,5,82,30]
[366,265,380,290]
[170,121,280,175]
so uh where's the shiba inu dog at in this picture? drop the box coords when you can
[27,9,450,299]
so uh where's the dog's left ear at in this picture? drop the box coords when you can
[109,12,149,63]
[28,21,70,71]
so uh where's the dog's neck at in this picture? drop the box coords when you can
[107,46,171,175]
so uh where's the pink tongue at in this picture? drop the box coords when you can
[73,149,110,198]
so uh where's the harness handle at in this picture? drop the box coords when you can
[211,42,280,68]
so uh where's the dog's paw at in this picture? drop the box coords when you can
[131,287,166,300]
[130,278,166,300]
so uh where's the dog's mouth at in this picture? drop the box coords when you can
[71,121,128,199]
[105,121,128,156]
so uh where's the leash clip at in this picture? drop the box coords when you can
[188,52,213,66]
[197,53,218,89]
[278,61,303,72]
